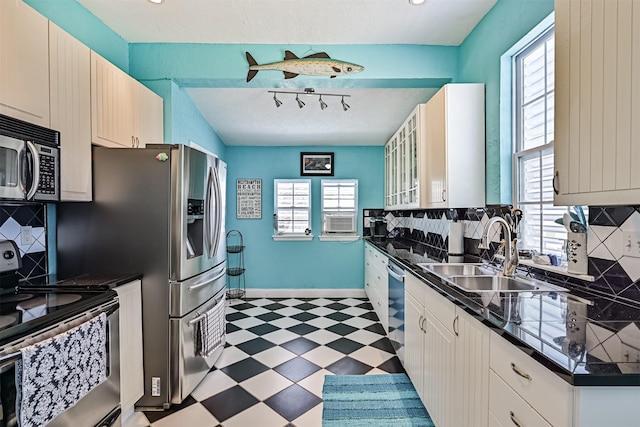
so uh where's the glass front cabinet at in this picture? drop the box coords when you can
[384,84,485,210]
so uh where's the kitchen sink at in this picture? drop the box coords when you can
[418,263,495,277]
[446,275,567,293]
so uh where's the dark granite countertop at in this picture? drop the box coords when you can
[18,273,143,291]
[365,237,640,387]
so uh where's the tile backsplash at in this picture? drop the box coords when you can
[380,205,640,304]
[0,204,47,279]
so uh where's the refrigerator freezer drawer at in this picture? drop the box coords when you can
[169,263,226,317]
[168,289,225,404]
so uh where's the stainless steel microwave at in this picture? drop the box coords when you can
[0,114,60,202]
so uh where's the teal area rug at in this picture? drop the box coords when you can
[322,373,435,427]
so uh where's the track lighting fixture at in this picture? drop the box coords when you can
[273,93,282,108]
[319,96,328,110]
[341,96,350,111]
[267,88,352,111]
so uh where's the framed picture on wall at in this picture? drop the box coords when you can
[300,152,334,176]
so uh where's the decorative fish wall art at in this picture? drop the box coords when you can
[246,50,364,82]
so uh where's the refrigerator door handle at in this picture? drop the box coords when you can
[210,165,222,257]
[204,167,214,258]
[188,267,226,292]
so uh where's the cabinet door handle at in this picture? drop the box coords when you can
[442,189,446,202]
[509,411,524,427]
[553,171,559,195]
[418,315,423,332]
[453,315,459,336]
[131,136,135,147]
[510,362,532,380]
[421,316,427,333]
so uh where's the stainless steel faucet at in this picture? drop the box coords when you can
[480,216,519,277]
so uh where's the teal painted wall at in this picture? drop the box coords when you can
[25,0,129,72]
[143,80,226,158]
[458,0,554,204]
[225,146,384,289]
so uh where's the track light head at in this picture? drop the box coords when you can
[273,93,282,108]
[296,95,305,109]
[341,96,350,111]
[319,96,328,110]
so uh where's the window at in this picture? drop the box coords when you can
[273,179,311,238]
[513,24,569,256]
[512,23,589,258]
[321,180,358,235]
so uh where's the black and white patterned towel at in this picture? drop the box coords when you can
[196,297,225,357]
[15,313,107,427]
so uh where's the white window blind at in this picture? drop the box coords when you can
[274,179,311,235]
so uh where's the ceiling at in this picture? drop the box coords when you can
[78,0,497,146]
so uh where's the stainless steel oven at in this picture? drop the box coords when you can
[0,298,120,427]
[0,114,60,202]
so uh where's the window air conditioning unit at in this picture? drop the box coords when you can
[324,213,356,233]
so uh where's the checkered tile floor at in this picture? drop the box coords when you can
[124,297,404,427]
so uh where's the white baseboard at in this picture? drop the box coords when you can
[239,288,367,299]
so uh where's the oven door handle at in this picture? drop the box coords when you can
[25,140,40,201]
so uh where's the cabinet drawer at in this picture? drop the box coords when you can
[489,371,552,427]
[371,248,388,269]
[490,332,572,427]
[405,271,425,301]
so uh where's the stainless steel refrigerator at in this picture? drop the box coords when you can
[57,144,227,410]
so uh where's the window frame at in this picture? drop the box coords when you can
[512,23,564,256]
[273,179,313,241]
[320,179,358,237]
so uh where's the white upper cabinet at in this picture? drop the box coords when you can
[91,51,163,148]
[133,81,164,147]
[423,84,486,208]
[384,84,485,210]
[385,104,426,210]
[49,22,92,201]
[0,1,50,127]
[554,0,640,205]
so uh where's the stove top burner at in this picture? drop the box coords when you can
[0,293,33,303]
[0,314,17,329]
[16,294,83,311]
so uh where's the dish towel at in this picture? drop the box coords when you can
[196,297,226,357]
[15,313,107,427]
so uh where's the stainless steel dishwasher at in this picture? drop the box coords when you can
[387,260,405,365]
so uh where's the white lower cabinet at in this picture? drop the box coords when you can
[489,371,552,427]
[404,271,490,427]
[490,331,572,427]
[364,243,388,331]
[115,280,144,416]
[490,331,640,427]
